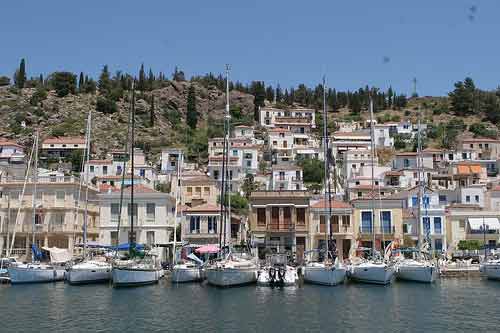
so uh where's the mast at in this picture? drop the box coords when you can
[416,84,423,250]
[321,76,333,260]
[218,65,230,251]
[368,96,377,256]
[31,131,39,261]
[172,152,182,265]
[226,64,231,247]
[82,110,92,259]
[130,81,136,252]
[114,81,133,259]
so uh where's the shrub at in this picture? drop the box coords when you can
[49,72,77,97]
[30,87,48,106]
[0,76,10,86]
[96,97,118,114]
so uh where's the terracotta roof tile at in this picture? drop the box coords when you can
[42,136,85,144]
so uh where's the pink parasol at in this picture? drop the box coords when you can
[195,244,220,254]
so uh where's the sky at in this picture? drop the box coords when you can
[1,0,498,96]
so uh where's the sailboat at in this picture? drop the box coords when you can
[205,65,258,287]
[171,153,205,283]
[395,87,437,283]
[348,96,395,285]
[303,76,347,286]
[480,251,500,280]
[8,132,67,283]
[67,110,112,284]
[112,81,162,287]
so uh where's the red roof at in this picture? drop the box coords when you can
[462,137,499,143]
[43,136,85,144]
[121,184,157,194]
[311,199,352,209]
[0,139,23,149]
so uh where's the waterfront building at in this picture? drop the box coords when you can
[351,195,405,251]
[171,171,218,207]
[309,199,354,260]
[98,184,175,261]
[0,174,99,258]
[249,190,311,261]
[259,106,315,129]
[270,164,304,191]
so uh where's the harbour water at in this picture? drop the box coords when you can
[1,278,500,332]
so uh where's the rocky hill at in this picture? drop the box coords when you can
[0,81,255,160]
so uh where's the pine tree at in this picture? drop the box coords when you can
[98,65,111,95]
[266,86,275,103]
[78,72,84,93]
[148,68,154,91]
[138,64,146,92]
[38,74,44,87]
[275,84,283,103]
[150,94,155,127]
[186,85,198,129]
[14,58,27,89]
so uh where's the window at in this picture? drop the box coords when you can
[271,207,279,225]
[11,191,20,200]
[466,195,470,203]
[448,154,454,160]
[381,211,392,233]
[435,239,443,251]
[117,165,122,175]
[361,211,372,233]
[110,231,118,245]
[470,144,473,148]
[459,220,465,229]
[56,191,65,201]
[479,144,483,148]
[403,223,409,234]
[90,165,95,172]
[404,159,410,168]
[297,208,306,225]
[423,217,431,235]
[146,203,155,220]
[204,187,210,195]
[103,166,108,175]
[127,203,138,218]
[485,143,489,149]
[462,153,467,160]
[355,181,360,185]
[140,169,145,177]
[195,187,201,194]
[213,170,219,179]
[257,208,266,225]
[35,214,43,225]
[434,217,442,234]
[439,195,447,204]
[146,231,155,246]
[246,160,251,167]
[232,150,238,156]
[187,187,192,194]
[190,216,200,233]
[208,216,217,233]
[375,181,379,186]
[357,192,362,198]
[229,170,233,180]
[475,195,479,203]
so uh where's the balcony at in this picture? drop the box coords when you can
[359,226,395,234]
[267,223,295,232]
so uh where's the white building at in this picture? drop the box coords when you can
[0,139,26,178]
[41,137,86,158]
[259,106,315,129]
[160,148,183,174]
[98,184,175,261]
[270,165,304,191]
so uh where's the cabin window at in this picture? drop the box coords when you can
[257,208,266,225]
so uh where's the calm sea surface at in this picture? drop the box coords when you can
[1,277,499,332]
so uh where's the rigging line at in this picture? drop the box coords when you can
[31,132,39,262]
[7,132,36,257]
[114,81,134,260]
[82,110,92,260]
[322,76,333,261]
[72,116,88,252]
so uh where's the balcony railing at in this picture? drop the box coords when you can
[359,226,395,234]
[267,223,295,231]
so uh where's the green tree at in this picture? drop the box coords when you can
[297,158,324,185]
[241,174,259,199]
[96,97,118,114]
[14,58,26,89]
[172,66,185,81]
[186,85,198,129]
[49,72,77,97]
[98,65,111,95]
[250,81,266,120]
[449,77,475,116]
[469,123,497,138]
[138,63,146,92]
[0,76,10,86]
[78,72,85,93]
[29,86,48,106]
[482,93,500,124]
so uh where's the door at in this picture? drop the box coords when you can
[296,237,305,264]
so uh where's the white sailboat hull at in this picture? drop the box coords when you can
[67,262,112,284]
[481,262,500,280]
[257,266,298,286]
[396,262,438,283]
[171,266,203,283]
[349,262,395,285]
[304,264,347,286]
[8,264,66,284]
[206,267,257,287]
[112,267,161,287]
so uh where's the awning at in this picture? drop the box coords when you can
[468,217,500,230]
[195,244,220,254]
[41,247,72,263]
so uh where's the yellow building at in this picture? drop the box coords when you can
[351,196,404,251]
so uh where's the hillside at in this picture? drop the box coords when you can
[0,81,255,161]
